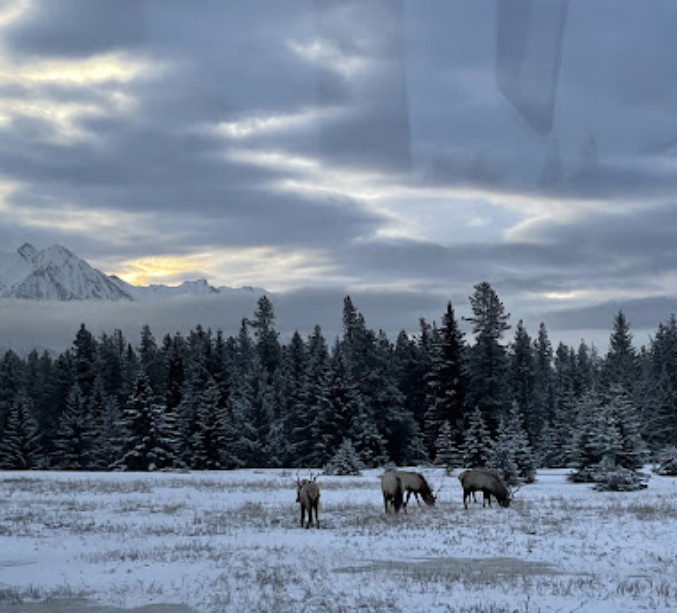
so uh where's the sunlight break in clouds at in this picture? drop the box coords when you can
[0,0,29,28]
[0,51,153,142]
[0,195,157,246]
[216,107,344,140]
[112,247,337,292]
[227,145,602,247]
[288,38,369,80]
[7,53,152,84]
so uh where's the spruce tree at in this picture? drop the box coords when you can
[509,320,535,441]
[464,282,511,433]
[645,315,677,449]
[602,311,638,397]
[462,407,492,468]
[249,295,281,377]
[192,377,227,469]
[139,324,165,394]
[72,323,98,399]
[323,438,363,475]
[531,323,554,448]
[490,402,536,484]
[434,420,459,472]
[115,375,161,471]
[426,302,467,457]
[52,383,92,470]
[0,397,42,470]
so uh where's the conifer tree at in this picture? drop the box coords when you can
[249,295,281,376]
[462,407,492,468]
[434,420,459,472]
[72,323,98,399]
[100,395,125,469]
[0,350,27,437]
[139,324,165,393]
[53,383,94,470]
[115,375,166,471]
[349,397,388,468]
[531,323,554,446]
[464,282,511,433]
[282,331,310,465]
[393,323,433,439]
[426,302,467,457]
[323,438,363,475]
[97,330,127,403]
[0,396,42,469]
[303,325,334,467]
[509,320,535,439]
[602,311,638,397]
[490,402,536,484]
[192,377,226,469]
[644,314,677,449]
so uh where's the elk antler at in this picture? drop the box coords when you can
[509,482,522,499]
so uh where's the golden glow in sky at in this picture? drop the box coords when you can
[110,247,335,291]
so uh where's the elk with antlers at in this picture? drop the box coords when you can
[458,468,515,509]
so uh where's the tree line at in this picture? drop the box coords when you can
[0,281,674,483]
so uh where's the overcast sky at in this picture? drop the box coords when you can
[0,0,676,352]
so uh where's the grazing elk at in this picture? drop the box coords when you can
[296,476,320,529]
[394,470,436,511]
[458,468,512,509]
[380,471,404,513]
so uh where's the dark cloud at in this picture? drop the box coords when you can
[4,0,146,58]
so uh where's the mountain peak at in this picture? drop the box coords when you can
[17,243,37,261]
[1,242,266,302]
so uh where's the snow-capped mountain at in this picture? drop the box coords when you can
[0,243,263,301]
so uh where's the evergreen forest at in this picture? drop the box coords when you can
[1,282,676,486]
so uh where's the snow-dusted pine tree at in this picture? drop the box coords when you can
[323,438,363,475]
[464,282,511,433]
[434,420,460,473]
[461,407,492,468]
[114,375,168,471]
[0,396,42,469]
[52,383,92,470]
[489,402,536,484]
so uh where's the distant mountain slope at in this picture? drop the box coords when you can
[0,243,263,301]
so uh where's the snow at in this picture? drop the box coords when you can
[0,467,676,613]
[0,243,264,302]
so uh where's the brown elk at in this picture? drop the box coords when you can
[380,471,404,513]
[458,468,512,509]
[296,476,320,528]
[394,470,436,511]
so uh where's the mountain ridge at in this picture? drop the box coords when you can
[0,243,264,301]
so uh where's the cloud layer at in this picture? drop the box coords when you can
[0,0,676,348]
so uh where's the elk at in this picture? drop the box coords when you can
[394,470,436,511]
[380,471,404,513]
[296,476,320,529]
[458,468,512,509]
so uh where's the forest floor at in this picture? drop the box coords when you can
[0,467,676,613]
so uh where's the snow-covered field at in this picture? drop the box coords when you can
[0,467,676,613]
